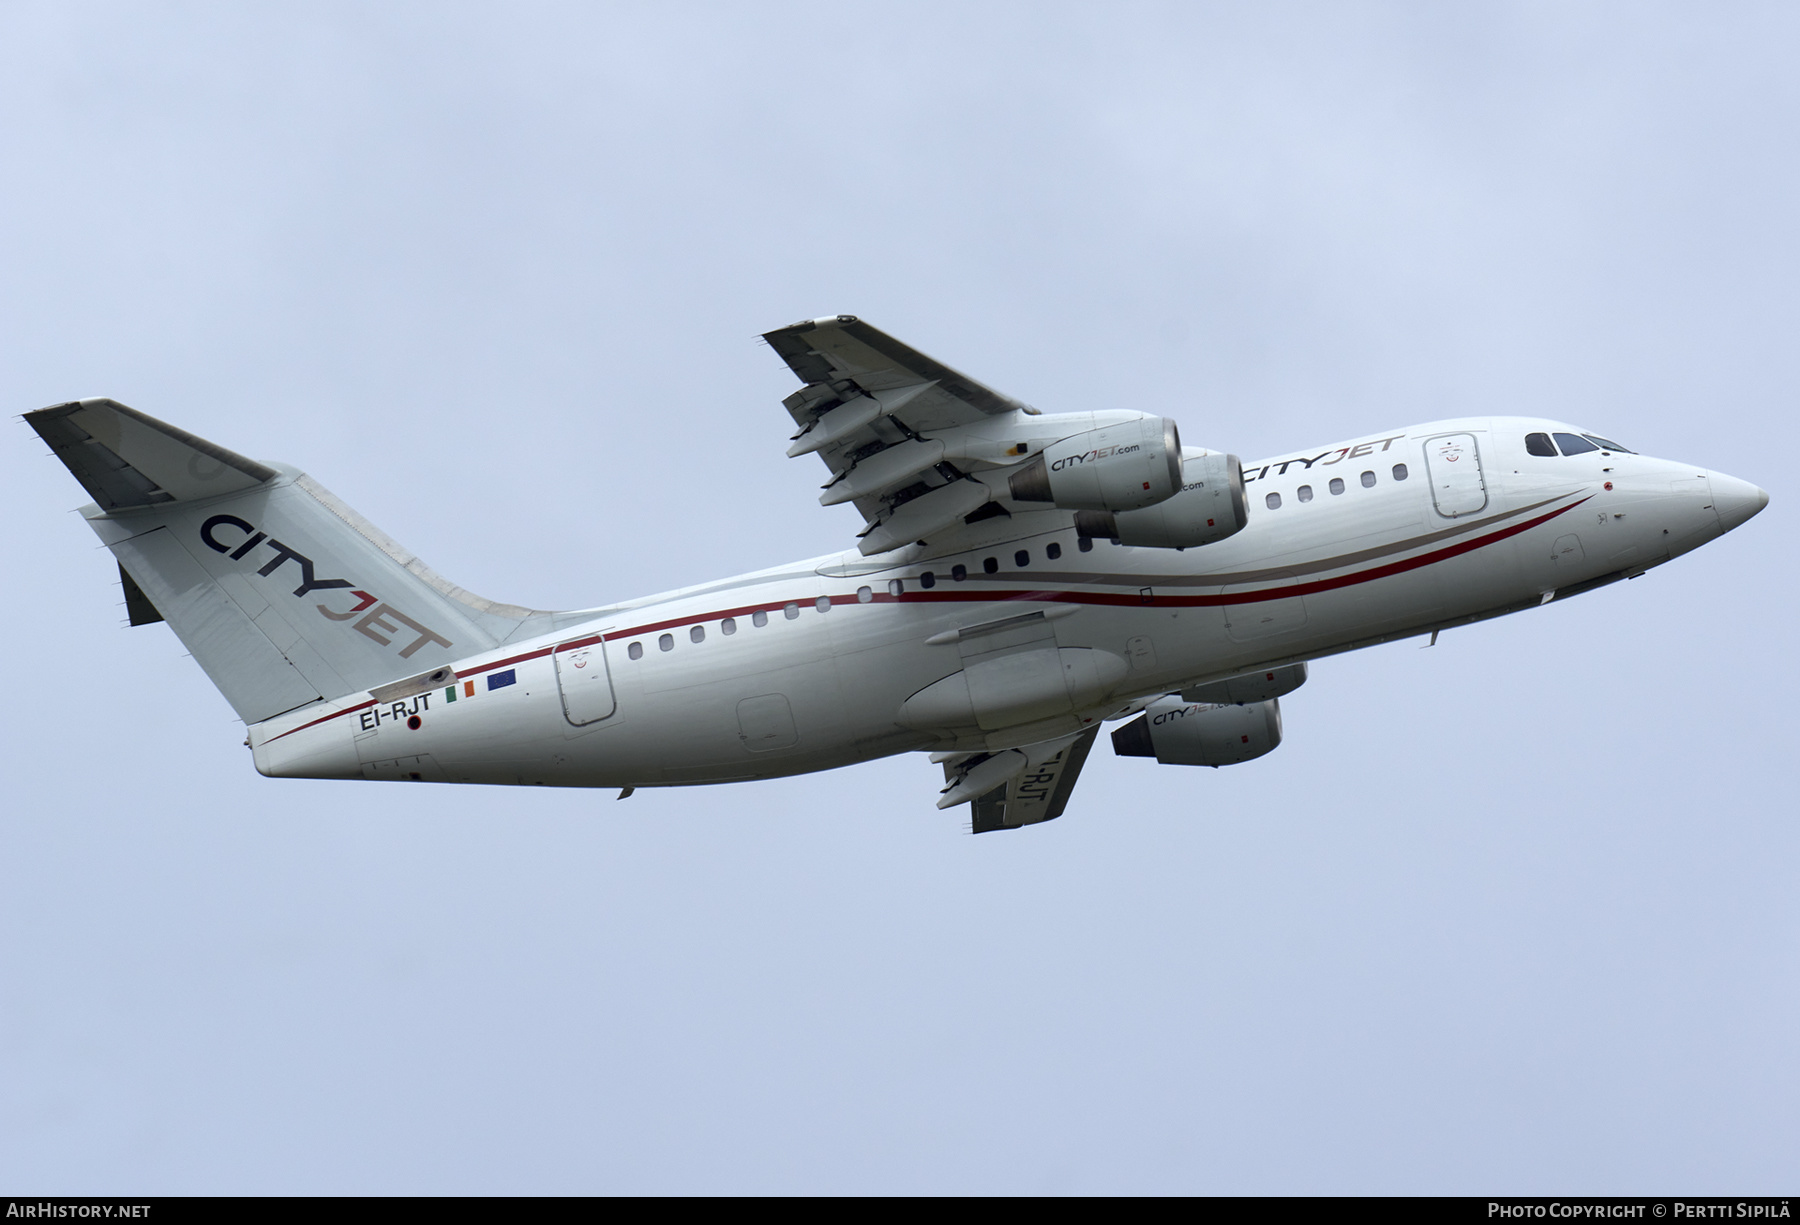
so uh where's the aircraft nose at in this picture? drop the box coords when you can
[1708,472,1770,534]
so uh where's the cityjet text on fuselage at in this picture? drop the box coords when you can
[1242,434,1408,482]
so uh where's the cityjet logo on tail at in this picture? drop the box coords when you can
[199,515,453,659]
[1051,443,1141,472]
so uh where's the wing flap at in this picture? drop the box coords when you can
[857,479,990,556]
[820,439,946,506]
[958,726,1101,833]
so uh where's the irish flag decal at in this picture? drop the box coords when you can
[445,668,517,702]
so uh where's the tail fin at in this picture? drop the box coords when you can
[28,398,556,724]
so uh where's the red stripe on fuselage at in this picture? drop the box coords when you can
[887,495,1589,611]
[263,496,1588,744]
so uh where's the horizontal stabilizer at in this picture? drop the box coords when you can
[26,399,275,510]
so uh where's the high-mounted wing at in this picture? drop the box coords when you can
[763,315,1044,555]
[762,315,1230,558]
[764,314,1035,431]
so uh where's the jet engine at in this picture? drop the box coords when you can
[1110,696,1283,767]
[1072,452,1247,549]
[1007,417,1183,512]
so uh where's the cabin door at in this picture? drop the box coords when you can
[1425,433,1489,518]
[554,639,618,725]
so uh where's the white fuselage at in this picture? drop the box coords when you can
[249,417,1757,788]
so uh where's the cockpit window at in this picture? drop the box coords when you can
[1581,434,1634,453]
[1525,432,1557,457]
[1553,432,1599,456]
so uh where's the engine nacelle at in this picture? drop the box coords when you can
[1008,417,1183,512]
[1110,696,1283,767]
[1072,452,1247,549]
[1179,662,1307,705]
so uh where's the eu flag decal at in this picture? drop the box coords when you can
[488,669,517,691]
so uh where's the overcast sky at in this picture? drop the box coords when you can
[2,1,1795,1194]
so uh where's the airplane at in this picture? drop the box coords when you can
[25,315,1769,832]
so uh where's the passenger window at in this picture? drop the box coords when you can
[690,625,705,643]
[1077,537,1093,553]
[1582,434,1634,454]
[658,633,674,652]
[1265,491,1281,509]
[1014,550,1030,567]
[1297,485,1313,502]
[1392,463,1408,481]
[1553,432,1599,456]
[857,585,872,603]
[815,596,831,613]
[627,641,643,660]
[1046,542,1062,560]
[1329,478,1345,495]
[887,579,903,597]
[1525,432,1557,457]
[1361,470,1376,488]
[983,557,999,574]
[753,610,768,627]
[721,617,736,635]
[783,602,799,620]
[952,564,967,581]
[920,571,936,589]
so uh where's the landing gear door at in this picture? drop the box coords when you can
[1425,433,1488,518]
[554,638,617,725]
